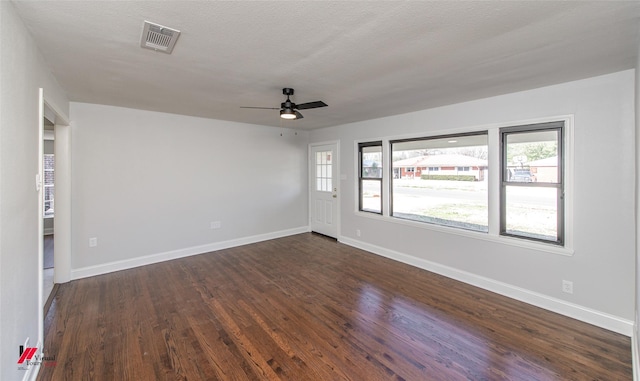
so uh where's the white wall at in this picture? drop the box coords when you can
[0,2,69,380]
[70,103,309,276]
[311,70,636,334]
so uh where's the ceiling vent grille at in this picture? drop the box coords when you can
[140,21,180,54]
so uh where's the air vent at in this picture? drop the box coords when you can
[140,21,180,54]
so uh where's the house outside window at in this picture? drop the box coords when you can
[391,132,488,232]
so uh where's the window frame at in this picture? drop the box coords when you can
[43,153,55,218]
[358,141,383,214]
[499,121,564,245]
[353,116,572,255]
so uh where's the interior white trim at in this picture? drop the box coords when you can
[340,236,634,336]
[43,130,54,140]
[23,339,44,381]
[22,361,38,381]
[71,226,309,280]
[53,123,71,284]
[36,89,45,371]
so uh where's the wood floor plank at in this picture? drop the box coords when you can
[38,233,632,380]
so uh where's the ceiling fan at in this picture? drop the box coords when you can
[241,88,327,120]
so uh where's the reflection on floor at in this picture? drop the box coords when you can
[43,268,54,307]
[44,234,54,269]
[43,234,54,307]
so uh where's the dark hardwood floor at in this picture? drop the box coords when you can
[38,233,632,380]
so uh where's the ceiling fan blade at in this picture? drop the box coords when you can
[240,106,280,110]
[295,111,304,119]
[295,101,328,110]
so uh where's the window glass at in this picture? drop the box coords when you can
[504,186,559,241]
[316,151,332,192]
[43,154,55,217]
[391,133,488,232]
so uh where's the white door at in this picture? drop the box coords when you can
[310,143,338,238]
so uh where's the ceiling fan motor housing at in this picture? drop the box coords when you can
[282,88,296,109]
[281,100,295,109]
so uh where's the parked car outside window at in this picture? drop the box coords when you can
[510,169,536,182]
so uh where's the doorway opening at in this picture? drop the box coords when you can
[38,90,71,356]
[42,116,55,305]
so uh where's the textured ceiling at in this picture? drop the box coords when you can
[11,1,640,130]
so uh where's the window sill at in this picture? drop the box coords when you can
[354,210,573,257]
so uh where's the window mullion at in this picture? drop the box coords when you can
[488,128,501,236]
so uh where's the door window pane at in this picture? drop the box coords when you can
[316,151,332,192]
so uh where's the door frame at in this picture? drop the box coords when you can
[38,89,70,356]
[308,140,340,239]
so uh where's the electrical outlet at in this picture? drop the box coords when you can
[89,237,98,247]
[356,229,361,237]
[210,221,221,230]
[562,280,573,294]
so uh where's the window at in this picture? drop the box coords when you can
[315,151,333,192]
[391,132,488,232]
[359,142,382,214]
[355,118,569,249]
[501,122,563,245]
[43,154,55,217]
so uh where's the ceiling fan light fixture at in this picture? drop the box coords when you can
[242,88,325,121]
[280,108,297,120]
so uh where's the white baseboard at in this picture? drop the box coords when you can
[340,236,634,337]
[22,341,42,381]
[23,365,38,381]
[71,226,310,280]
